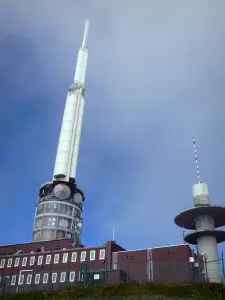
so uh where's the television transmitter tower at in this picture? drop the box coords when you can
[174,138,225,282]
[32,21,90,246]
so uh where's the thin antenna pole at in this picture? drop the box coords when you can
[192,137,201,183]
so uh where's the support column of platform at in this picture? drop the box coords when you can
[174,183,225,283]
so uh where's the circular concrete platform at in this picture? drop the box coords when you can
[184,229,225,245]
[174,206,225,230]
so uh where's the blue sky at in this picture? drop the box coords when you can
[0,0,225,256]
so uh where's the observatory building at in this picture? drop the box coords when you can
[174,138,225,282]
[32,21,90,246]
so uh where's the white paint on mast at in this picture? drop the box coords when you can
[53,20,89,181]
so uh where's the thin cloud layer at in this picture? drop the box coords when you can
[0,1,225,250]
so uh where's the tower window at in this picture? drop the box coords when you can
[26,274,32,285]
[52,273,57,283]
[63,253,68,263]
[35,274,40,284]
[46,255,51,264]
[22,257,27,266]
[30,256,35,266]
[7,258,12,268]
[54,254,59,264]
[11,276,16,285]
[80,251,86,262]
[14,258,20,267]
[99,249,105,260]
[43,273,48,284]
[18,275,24,285]
[71,252,77,262]
[90,250,96,261]
[0,259,5,268]
[60,272,66,282]
[69,271,75,282]
[37,256,43,265]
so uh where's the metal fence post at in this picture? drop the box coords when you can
[222,251,225,282]
[173,252,176,281]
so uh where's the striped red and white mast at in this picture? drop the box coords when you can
[192,137,201,183]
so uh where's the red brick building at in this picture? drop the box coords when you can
[0,238,203,293]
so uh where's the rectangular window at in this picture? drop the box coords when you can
[0,259,5,268]
[99,249,105,260]
[43,273,48,284]
[52,273,57,283]
[60,272,66,282]
[11,275,16,285]
[62,253,68,263]
[14,258,20,267]
[54,254,59,264]
[22,257,27,266]
[80,251,86,262]
[94,274,100,280]
[7,258,12,268]
[113,263,117,269]
[18,275,24,285]
[46,255,51,264]
[90,250,96,261]
[26,274,32,285]
[69,271,75,282]
[37,256,43,265]
[71,252,77,262]
[30,256,35,266]
[35,274,40,284]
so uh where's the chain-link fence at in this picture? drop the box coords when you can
[0,256,225,295]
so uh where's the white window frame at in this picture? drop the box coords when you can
[35,274,40,284]
[7,258,12,268]
[30,256,35,266]
[37,256,43,265]
[11,275,16,285]
[46,255,51,264]
[43,273,48,284]
[80,272,84,281]
[18,274,24,285]
[26,274,32,285]
[0,259,5,268]
[94,273,100,280]
[71,252,77,262]
[60,272,66,283]
[80,251,86,262]
[54,254,59,264]
[14,257,20,267]
[99,249,105,260]
[90,250,96,261]
[69,271,75,282]
[22,257,27,266]
[62,253,68,263]
[52,273,57,283]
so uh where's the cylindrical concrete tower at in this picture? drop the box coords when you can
[32,21,90,246]
[174,139,225,282]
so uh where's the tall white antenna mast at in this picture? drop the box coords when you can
[192,137,201,183]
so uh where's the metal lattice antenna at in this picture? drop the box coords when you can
[192,137,201,183]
